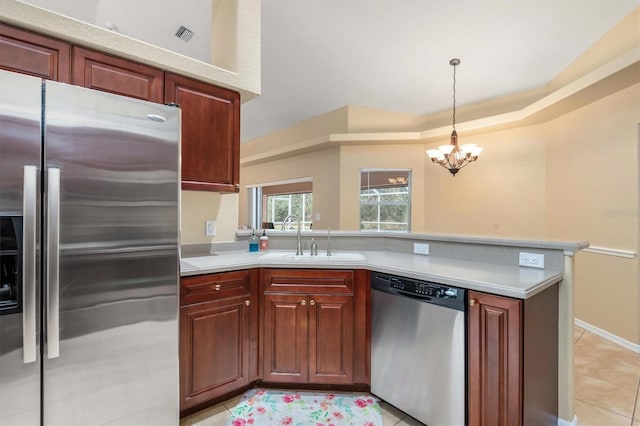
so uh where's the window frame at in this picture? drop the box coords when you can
[359,169,412,232]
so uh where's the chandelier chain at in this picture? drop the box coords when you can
[452,61,457,131]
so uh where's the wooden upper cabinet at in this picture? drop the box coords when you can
[164,72,240,192]
[0,23,71,82]
[72,47,164,103]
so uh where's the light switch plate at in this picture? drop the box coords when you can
[205,220,216,237]
[414,243,429,255]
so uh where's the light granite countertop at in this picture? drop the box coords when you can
[180,250,564,299]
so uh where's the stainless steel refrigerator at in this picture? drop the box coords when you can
[0,69,180,425]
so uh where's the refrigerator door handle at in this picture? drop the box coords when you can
[22,165,38,364]
[47,167,61,359]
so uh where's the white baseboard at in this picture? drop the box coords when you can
[558,414,578,426]
[575,319,640,354]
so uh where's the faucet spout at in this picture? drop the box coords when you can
[282,215,303,256]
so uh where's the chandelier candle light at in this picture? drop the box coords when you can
[426,58,483,176]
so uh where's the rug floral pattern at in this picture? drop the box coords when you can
[227,388,383,426]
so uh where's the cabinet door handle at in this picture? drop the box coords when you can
[213,284,221,291]
[469,298,478,307]
[301,300,306,306]
[245,300,251,306]
[310,300,315,306]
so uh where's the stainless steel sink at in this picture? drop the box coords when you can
[258,251,366,262]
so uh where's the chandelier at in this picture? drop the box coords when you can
[426,58,483,176]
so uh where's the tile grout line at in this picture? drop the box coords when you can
[631,378,640,424]
[575,397,634,422]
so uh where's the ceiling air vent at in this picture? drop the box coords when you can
[175,25,194,42]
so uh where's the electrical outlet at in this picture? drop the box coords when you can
[414,243,429,255]
[519,252,544,268]
[205,220,216,237]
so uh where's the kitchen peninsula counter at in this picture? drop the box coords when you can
[180,250,565,299]
[180,232,588,424]
[181,231,588,299]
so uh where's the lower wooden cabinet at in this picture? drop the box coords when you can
[180,270,258,413]
[262,293,354,384]
[261,269,368,387]
[468,291,522,426]
[262,293,309,383]
[468,286,558,426]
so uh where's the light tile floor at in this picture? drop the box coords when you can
[181,326,640,426]
[574,325,640,426]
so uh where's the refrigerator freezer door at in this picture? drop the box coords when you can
[0,70,42,425]
[42,81,180,425]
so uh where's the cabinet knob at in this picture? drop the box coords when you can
[235,184,240,190]
[245,300,251,306]
[310,300,315,306]
[213,284,221,291]
[469,298,478,307]
[301,300,306,306]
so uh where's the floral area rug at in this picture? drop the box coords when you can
[227,388,383,426]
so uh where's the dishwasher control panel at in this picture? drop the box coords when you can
[372,272,466,311]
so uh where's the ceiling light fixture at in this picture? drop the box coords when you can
[426,58,483,176]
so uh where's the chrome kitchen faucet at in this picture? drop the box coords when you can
[281,214,303,255]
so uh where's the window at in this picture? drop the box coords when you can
[265,192,313,230]
[360,170,411,232]
[248,180,313,230]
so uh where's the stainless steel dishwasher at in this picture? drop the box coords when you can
[371,272,466,426]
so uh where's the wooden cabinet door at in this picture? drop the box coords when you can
[164,72,240,192]
[180,295,251,411]
[72,47,163,102]
[0,23,71,82]
[468,291,523,426]
[308,294,354,384]
[262,294,308,383]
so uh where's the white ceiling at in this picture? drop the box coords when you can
[22,0,640,143]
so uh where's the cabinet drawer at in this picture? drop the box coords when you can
[262,269,354,294]
[181,270,253,306]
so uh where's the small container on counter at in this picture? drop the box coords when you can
[249,230,259,252]
[260,230,269,250]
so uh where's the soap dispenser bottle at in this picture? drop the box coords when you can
[249,229,259,252]
[260,230,269,250]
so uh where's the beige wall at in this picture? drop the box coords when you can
[338,144,427,231]
[422,126,547,237]
[181,190,239,244]
[239,148,341,230]
[546,83,639,343]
